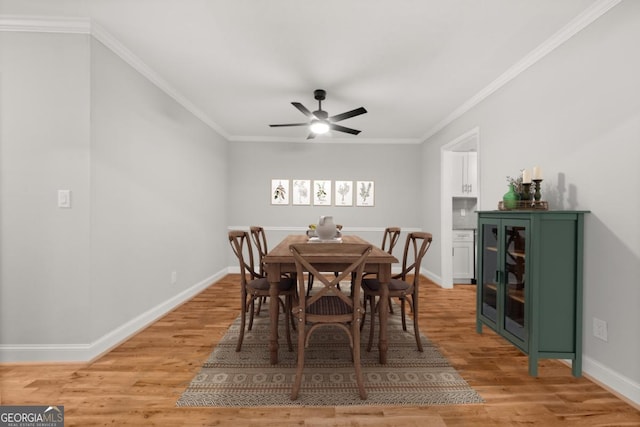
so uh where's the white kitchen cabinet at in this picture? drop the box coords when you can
[451,152,477,197]
[453,229,475,281]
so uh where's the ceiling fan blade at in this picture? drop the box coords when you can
[269,123,309,127]
[292,102,316,119]
[328,107,367,123]
[330,123,361,135]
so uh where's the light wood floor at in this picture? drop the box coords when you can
[1,275,639,426]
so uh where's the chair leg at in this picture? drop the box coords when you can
[248,298,256,331]
[236,295,248,352]
[411,296,423,352]
[255,296,264,316]
[400,297,408,331]
[281,297,293,352]
[360,296,368,332]
[353,315,368,400]
[367,296,377,352]
[291,321,306,400]
[286,294,297,332]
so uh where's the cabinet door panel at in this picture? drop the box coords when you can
[467,152,478,196]
[479,223,498,323]
[453,243,473,279]
[503,224,527,342]
[451,152,466,196]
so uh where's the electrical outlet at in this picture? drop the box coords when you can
[171,271,178,285]
[593,317,608,342]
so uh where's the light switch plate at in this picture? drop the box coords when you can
[58,190,71,208]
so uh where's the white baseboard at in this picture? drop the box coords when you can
[581,355,640,408]
[0,269,229,363]
[422,268,448,288]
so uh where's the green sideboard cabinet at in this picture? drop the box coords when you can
[476,210,588,377]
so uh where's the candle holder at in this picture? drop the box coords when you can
[533,179,543,202]
[521,183,532,202]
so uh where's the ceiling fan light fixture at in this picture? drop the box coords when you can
[269,89,366,138]
[310,120,330,135]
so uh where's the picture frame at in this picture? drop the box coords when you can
[270,179,290,205]
[312,180,332,206]
[334,180,353,206]
[356,180,375,206]
[291,179,311,205]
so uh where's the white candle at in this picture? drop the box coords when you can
[533,166,542,180]
[522,169,531,184]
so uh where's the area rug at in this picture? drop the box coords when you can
[176,301,483,407]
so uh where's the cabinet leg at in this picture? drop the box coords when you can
[572,357,582,377]
[528,355,539,377]
[476,321,483,334]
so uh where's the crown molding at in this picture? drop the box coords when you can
[421,0,622,141]
[228,135,422,144]
[0,15,90,33]
[88,22,231,140]
[0,14,231,140]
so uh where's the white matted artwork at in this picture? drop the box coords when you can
[334,180,353,206]
[292,179,311,205]
[312,180,332,206]
[356,181,375,206]
[271,179,289,205]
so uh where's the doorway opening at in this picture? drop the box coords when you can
[440,127,480,289]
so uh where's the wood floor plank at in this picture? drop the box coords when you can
[1,275,639,426]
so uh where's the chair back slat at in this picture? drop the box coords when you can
[381,227,401,255]
[398,232,433,286]
[290,243,372,313]
[249,226,268,277]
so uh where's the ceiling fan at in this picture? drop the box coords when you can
[269,89,367,139]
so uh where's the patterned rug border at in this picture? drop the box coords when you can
[177,301,484,407]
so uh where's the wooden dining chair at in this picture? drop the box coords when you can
[228,230,295,352]
[289,242,372,400]
[250,226,296,327]
[361,232,432,352]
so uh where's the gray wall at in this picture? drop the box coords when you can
[226,141,423,265]
[1,32,93,346]
[89,38,228,341]
[421,1,640,398]
[0,32,229,360]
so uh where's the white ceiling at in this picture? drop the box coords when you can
[1,0,606,143]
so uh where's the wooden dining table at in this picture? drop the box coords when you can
[263,234,398,364]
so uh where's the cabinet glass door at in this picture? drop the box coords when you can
[503,225,526,341]
[480,223,498,323]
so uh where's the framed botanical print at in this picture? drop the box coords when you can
[334,180,353,206]
[270,179,290,205]
[312,180,332,206]
[356,180,375,206]
[292,179,311,205]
